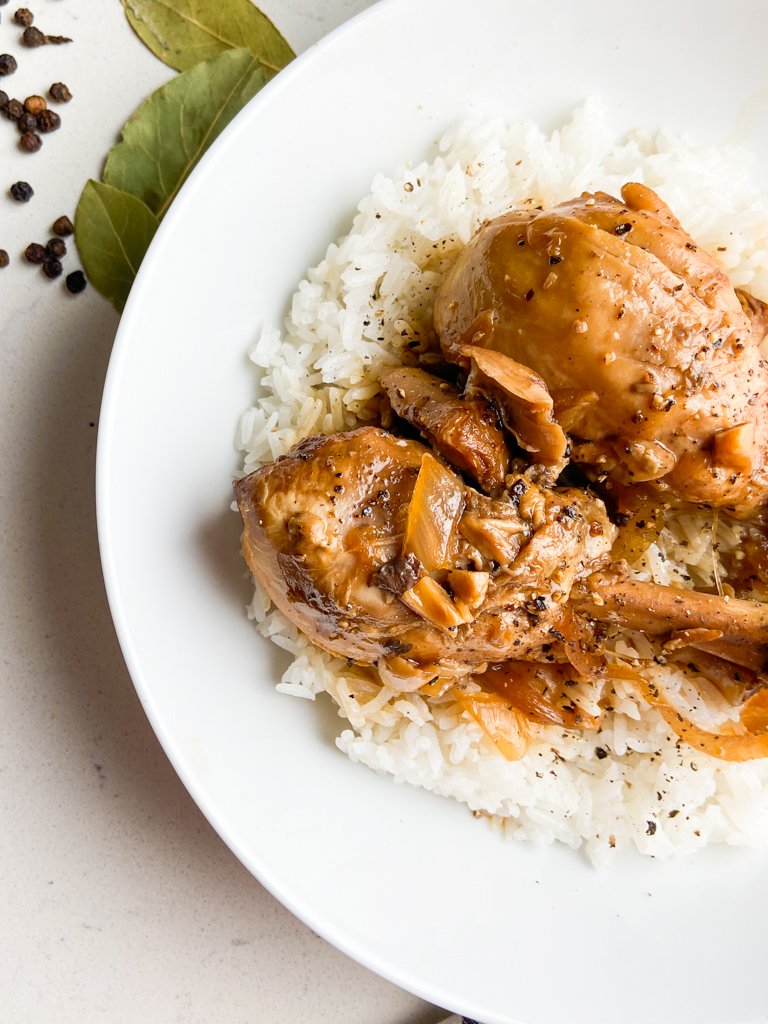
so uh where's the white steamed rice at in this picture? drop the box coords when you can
[236,101,768,865]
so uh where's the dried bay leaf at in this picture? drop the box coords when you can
[103,48,267,220]
[120,0,294,73]
[75,181,160,312]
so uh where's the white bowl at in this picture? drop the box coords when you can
[97,1,768,1021]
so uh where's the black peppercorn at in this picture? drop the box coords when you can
[52,215,74,237]
[0,250,9,269]
[21,25,44,46]
[0,0,10,6]
[24,94,46,115]
[65,270,86,294]
[17,111,37,132]
[36,108,60,133]
[5,97,23,120]
[0,89,8,111]
[46,237,66,259]
[13,7,33,26]
[24,242,45,263]
[42,257,62,279]
[10,180,33,202]
[22,26,71,46]
[19,130,41,152]
[48,82,72,103]
[0,53,18,75]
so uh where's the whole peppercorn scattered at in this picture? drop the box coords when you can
[52,215,74,237]
[0,89,8,110]
[42,257,62,279]
[17,111,37,132]
[19,130,41,152]
[9,180,33,202]
[13,7,33,26]
[0,0,9,6]
[36,108,60,133]
[21,25,43,45]
[22,26,71,46]
[48,82,72,103]
[0,250,10,269]
[24,242,45,264]
[5,97,23,120]
[0,54,18,75]
[24,94,46,115]
[65,270,87,294]
[46,237,66,259]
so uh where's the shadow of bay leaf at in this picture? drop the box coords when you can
[120,0,294,73]
[102,48,269,219]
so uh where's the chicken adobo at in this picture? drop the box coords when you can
[434,182,768,516]
[236,182,768,763]
[235,427,613,689]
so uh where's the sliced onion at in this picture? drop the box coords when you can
[607,663,768,762]
[377,655,441,692]
[400,575,470,629]
[608,484,665,566]
[454,689,530,760]
[712,422,755,476]
[458,513,527,564]
[557,609,605,677]
[446,568,490,618]
[475,660,603,730]
[402,452,464,572]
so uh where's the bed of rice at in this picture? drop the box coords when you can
[236,101,768,865]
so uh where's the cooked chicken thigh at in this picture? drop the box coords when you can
[434,182,768,516]
[234,427,615,687]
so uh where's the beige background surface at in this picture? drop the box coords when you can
[0,1,447,1020]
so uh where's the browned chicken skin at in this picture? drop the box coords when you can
[234,427,615,687]
[434,182,768,517]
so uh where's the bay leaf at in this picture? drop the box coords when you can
[75,181,160,312]
[120,0,294,73]
[103,48,267,220]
